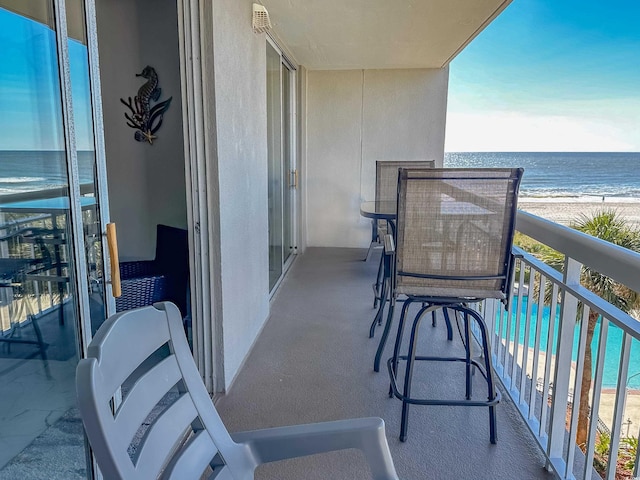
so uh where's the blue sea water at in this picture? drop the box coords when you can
[2,150,640,198]
[0,151,95,196]
[445,151,640,199]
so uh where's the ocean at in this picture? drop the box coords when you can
[445,151,640,199]
[2,150,640,199]
[0,151,96,196]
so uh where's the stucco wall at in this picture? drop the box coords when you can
[212,0,270,389]
[138,0,188,236]
[96,0,187,261]
[306,68,449,248]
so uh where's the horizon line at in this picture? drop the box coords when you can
[445,150,640,154]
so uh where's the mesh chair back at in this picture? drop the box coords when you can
[375,161,435,203]
[394,168,523,300]
[375,161,435,237]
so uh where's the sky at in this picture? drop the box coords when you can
[445,0,640,153]
[0,8,94,151]
[2,3,639,154]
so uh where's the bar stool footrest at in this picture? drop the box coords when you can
[386,356,501,407]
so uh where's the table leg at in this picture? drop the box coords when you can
[373,296,403,372]
[369,277,387,338]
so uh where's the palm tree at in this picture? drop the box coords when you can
[526,210,640,450]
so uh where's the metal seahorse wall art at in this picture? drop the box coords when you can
[120,66,172,144]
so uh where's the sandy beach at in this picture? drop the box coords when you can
[518,197,640,228]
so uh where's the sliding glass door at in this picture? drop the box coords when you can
[0,1,110,477]
[266,39,296,292]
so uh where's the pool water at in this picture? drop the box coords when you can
[496,296,640,389]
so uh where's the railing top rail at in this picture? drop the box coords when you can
[516,210,640,293]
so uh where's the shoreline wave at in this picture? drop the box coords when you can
[446,152,640,201]
[519,195,640,203]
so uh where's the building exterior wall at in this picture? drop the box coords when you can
[305,68,449,248]
[212,0,270,388]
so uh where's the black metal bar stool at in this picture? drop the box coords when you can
[379,167,523,443]
[369,161,435,313]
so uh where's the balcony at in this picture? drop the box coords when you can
[2,209,637,479]
[215,246,552,479]
[216,210,640,480]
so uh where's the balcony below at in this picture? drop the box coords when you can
[216,247,554,480]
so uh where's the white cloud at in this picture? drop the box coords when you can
[445,110,640,152]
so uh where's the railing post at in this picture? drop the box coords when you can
[547,256,581,476]
[606,332,631,480]
[484,298,500,367]
[485,299,497,343]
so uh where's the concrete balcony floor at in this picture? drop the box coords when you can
[216,248,555,480]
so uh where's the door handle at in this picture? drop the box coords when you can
[106,223,121,297]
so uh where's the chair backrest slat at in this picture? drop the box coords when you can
[395,168,523,300]
[207,467,236,480]
[134,394,200,478]
[164,429,220,479]
[88,310,173,398]
[114,355,183,447]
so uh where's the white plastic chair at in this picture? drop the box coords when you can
[76,302,399,479]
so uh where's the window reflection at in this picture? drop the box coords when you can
[0,5,91,477]
[267,42,283,290]
[67,3,106,335]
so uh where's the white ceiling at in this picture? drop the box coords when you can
[260,0,513,70]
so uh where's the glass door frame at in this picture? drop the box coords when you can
[176,0,220,394]
[55,0,113,476]
[53,0,114,356]
[266,36,298,296]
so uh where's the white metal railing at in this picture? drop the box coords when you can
[486,211,640,480]
[0,214,69,333]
